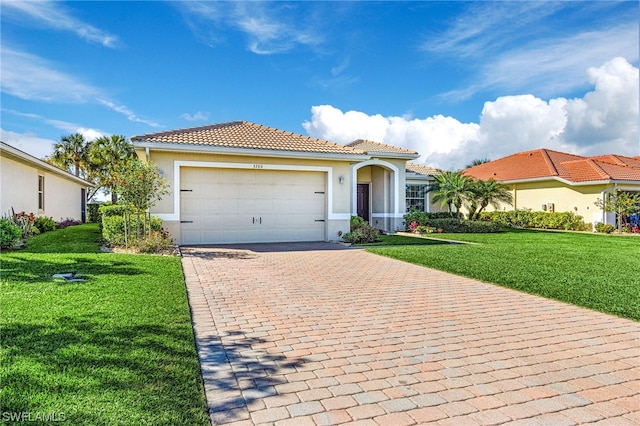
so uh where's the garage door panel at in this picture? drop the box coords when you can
[180,167,326,244]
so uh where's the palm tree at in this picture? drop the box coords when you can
[89,135,137,203]
[465,158,491,169]
[468,179,514,220]
[430,170,473,217]
[48,133,90,177]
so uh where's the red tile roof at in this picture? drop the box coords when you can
[464,149,640,183]
[132,121,367,156]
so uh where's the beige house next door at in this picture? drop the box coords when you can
[180,167,326,244]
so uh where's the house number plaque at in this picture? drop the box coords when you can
[253,164,263,169]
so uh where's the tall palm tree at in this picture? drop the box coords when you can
[430,170,473,217]
[48,133,90,177]
[90,135,137,203]
[468,179,514,219]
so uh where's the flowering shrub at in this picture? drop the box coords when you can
[57,218,82,229]
[9,210,36,237]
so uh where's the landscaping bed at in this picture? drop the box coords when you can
[0,224,209,425]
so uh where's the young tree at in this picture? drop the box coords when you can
[466,179,514,220]
[430,170,473,217]
[595,190,640,232]
[111,160,169,238]
[89,135,137,203]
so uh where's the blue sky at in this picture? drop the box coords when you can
[1,1,638,169]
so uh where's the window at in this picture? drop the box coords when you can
[406,184,427,212]
[38,175,45,210]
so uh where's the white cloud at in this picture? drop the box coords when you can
[1,47,160,127]
[1,0,119,48]
[424,1,639,101]
[180,111,209,122]
[304,57,639,170]
[0,128,56,159]
[176,1,322,54]
[2,109,106,146]
[1,48,99,102]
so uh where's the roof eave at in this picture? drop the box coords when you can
[499,176,640,186]
[367,151,420,160]
[1,142,94,187]
[132,141,371,162]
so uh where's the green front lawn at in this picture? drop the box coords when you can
[0,224,209,425]
[369,229,640,321]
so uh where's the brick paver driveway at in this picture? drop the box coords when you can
[182,243,640,425]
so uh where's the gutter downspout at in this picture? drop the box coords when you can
[145,147,150,162]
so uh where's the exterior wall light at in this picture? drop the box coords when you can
[338,176,344,184]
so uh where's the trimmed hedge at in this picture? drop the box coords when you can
[404,209,463,230]
[479,210,588,231]
[102,215,162,246]
[87,203,101,223]
[427,218,502,233]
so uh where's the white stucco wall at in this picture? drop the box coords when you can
[1,153,88,222]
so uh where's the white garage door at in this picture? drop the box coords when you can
[180,167,327,244]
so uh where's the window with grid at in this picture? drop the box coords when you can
[38,175,45,210]
[406,184,427,212]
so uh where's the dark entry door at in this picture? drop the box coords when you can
[357,184,370,221]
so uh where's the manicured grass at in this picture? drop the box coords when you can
[355,233,451,246]
[0,224,209,425]
[369,229,640,321]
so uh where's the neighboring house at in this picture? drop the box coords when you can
[464,148,640,227]
[0,141,92,222]
[131,121,430,244]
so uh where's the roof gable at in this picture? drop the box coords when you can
[406,162,440,177]
[346,139,418,158]
[132,121,366,156]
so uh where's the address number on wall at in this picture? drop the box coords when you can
[253,164,263,169]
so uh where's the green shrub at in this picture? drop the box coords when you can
[403,208,463,230]
[480,210,587,231]
[102,214,163,246]
[0,218,22,248]
[87,203,101,223]
[343,226,381,244]
[428,218,502,233]
[343,215,381,244]
[595,222,616,234]
[33,216,57,233]
[136,230,174,254]
[99,203,134,218]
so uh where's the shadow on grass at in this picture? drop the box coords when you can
[1,314,209,425]
[195,331,305,423]
[0,255,144,284]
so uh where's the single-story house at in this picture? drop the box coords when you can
[0,141,92,222]
[131,121,443,245]
[464,148,640,227]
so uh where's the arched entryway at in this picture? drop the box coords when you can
[351,159,403,232]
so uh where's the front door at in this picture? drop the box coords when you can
[357,184,370,221]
